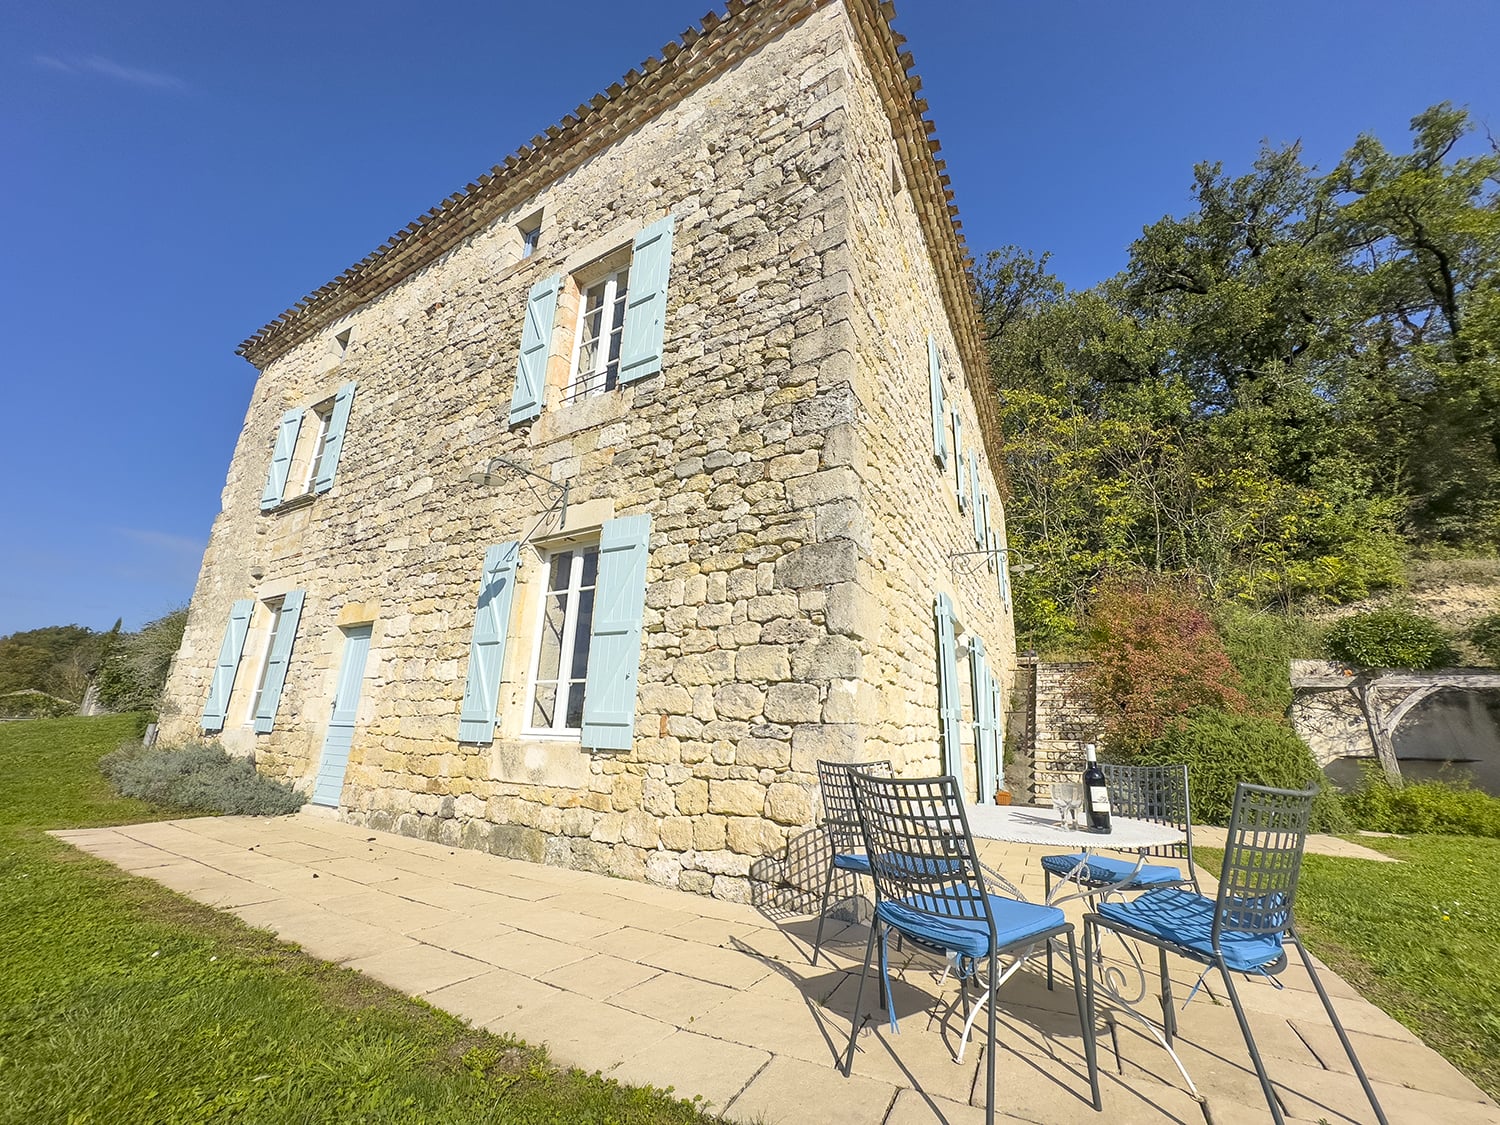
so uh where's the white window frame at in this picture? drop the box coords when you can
[244,598,286,726]
[519,218,541,259]
[298,404,334,495]
[567,266,630,403]
[521,544,600,739]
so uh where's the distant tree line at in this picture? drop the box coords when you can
[980,104,1500,648]
[0,609,187,717]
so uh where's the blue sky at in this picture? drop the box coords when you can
[3,0,1497,635]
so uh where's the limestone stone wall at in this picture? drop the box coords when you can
[160,2,1012,900]
[1027,662,1100,800]
[834,26,1016,795]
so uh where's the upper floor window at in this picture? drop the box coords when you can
[260,382,356,511]
[523,545,599,736]
[520,218,541,259]
[297,402,335,495]
[568,267,630,402]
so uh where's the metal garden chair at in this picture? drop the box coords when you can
[810,758,891,966]
[842,772,1101,1123]
[1083,782,1388,1125]
[1042,762,1198,987]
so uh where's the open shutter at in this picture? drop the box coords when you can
[952,411,967,510]
[970,637,998,804]
[982,496,995,571]
[510,275,561,425]
[312,381,356,494]
[200,599,254,732]
[582,514,653,750]
[997,536,1012,611]
[620,215,675,384]
[970,460,984,546]
[253,590,305,733]
[260,410,303,510]
[928,335,947,468]
[458,542,521,743]
[935,593,962,779]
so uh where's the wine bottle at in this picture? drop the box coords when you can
[1082,743,1111,833]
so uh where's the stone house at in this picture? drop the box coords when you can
[159,0,1016,902]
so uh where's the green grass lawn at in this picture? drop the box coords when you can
[1203,835,1500,1100]
[0,715,714,1125]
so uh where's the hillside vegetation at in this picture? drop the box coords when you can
[981,104,1500,650]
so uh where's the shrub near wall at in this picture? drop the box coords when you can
[1345,773,1500,837]
[100,743,305,816]
[1326,609,1458,669]
[1128,707,1347,830]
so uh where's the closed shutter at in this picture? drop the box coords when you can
[312,381,357,494]
[200,599,254,732]
[510,274,562,425]
[619,215,675,384]
[458,542,521,743]
[970,459,984,546]
[582,514,653,750]
[260,410,303,510]
[935,593,962,779]
[952,410,967,511]
[970,637,998,804]
[253,590,305,733]
[928,335,947,468]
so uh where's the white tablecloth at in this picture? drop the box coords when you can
[965,804,1183,851]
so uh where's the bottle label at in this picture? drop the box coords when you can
[1088,786,1110,815]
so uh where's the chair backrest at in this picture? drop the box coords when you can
[1213,783,1317,948]
[850,772,995,935]
[1103,762,1195,867]
[816,759,891,854]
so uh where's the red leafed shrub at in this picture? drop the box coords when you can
[1084,574,1251,748]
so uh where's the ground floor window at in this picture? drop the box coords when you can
[523,545,599,735]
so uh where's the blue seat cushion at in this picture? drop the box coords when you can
[1096,888,1285,973]
[1040,852,1185,887]
[833,851,870,874]
[876,894,1066,959]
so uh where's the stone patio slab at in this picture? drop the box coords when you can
[609,1028,770,1112]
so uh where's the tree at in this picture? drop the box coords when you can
[93,608,188,714]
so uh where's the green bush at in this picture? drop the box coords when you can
[1213,605,1323,714]
[0,690,78,720]
[1468,613,1500,667]
[1325,609,1458,669]
[1344,772,1500,837]
[100,742,305,816]
[1121,707,1347,831]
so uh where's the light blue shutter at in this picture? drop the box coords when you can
[582,514,653,750]
[312,381,356,494]
[971,637,998,804]
[935,593,962,779]
[952,410,966,511]
[928,335,947,468]
[998,535,1012,611]
[200,599,254,732]
[458,542,521,743]
[510,274,561,424]
[253,590,305,733]
[260,410,303,510]
[620,215,675,384]
[982,496,995,571]
[970,460,984,546]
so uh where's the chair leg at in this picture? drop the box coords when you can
[842,918,880,1076]
[1044,869,1055,990]
[1158,945,1177,1045]
[1065,928,1102,1111]
[811,858,839,966]
[984,946,998,1125]
[1291,933,1389,1125]
[1216,959,1287,1125]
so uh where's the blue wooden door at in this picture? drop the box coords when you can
[312,625,372,807]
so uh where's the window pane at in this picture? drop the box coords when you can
[536,593,567,683]
[548,551,573,592]
[565,681,585,729]
[532,684,557,729]
[580,547,599,589]
[569,588,595,681]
